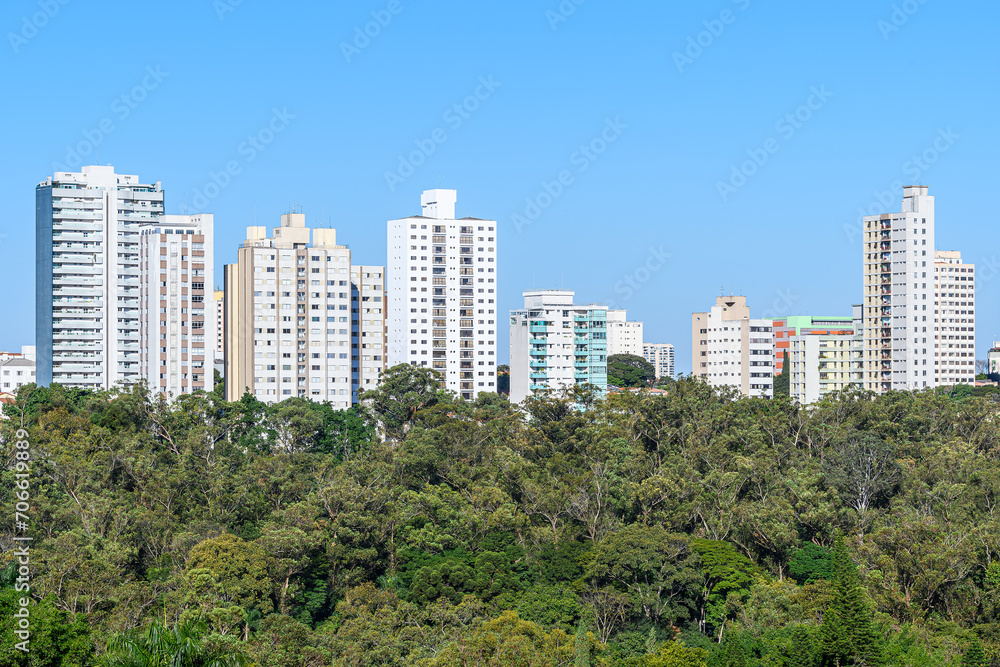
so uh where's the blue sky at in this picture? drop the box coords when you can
[1,0,997,373]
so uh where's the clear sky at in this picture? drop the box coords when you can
[2,0,997,373]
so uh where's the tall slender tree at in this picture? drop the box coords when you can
[820,534,883,667]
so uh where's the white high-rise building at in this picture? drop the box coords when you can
[933,250,975,386]
[509,290,608,404]
[607,310,644,356]
[224,213,385,406]
[387,189,498,400]
[36,166,164,389]
[642,343,674,380]
[862,186,938,392]
[139,215,214,396]
[691,295,774,398]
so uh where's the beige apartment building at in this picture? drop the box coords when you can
[224,213,385,406]
[692,295,774,398]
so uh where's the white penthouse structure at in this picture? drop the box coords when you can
[387,190,498,400]
[36,165,164,389]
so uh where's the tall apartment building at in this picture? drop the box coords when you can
[224,213,385,406]
[509,290,608,404]
[36,165,164,389]
[861,186,975,392]
[642,343,674,380]
[772,315,855,374]
[387,189,498,400]
[788,305,864,404]
[607,310,644,356]
[138,214,214,396]
[351,265,388,393]
[933,250,975,386]
[691,295,774,398]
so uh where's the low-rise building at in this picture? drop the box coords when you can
[1,357,36,394]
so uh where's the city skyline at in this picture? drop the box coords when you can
[3,2,999,376]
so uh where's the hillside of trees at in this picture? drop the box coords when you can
[3,367,1000,666]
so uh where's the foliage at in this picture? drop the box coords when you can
[607,355,656,388]
[774,350,790,398]
[2,373,999,664]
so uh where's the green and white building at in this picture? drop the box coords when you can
[509,290,608,403]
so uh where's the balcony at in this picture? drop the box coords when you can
[529,372,547,380]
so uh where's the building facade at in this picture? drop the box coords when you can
[351,265,388,394]
[772,315,856,374]
[224,213,385,406]
[788,305,864,404]
[387,189,498,400]
[509,290,607,404]
[933,250,975,386]
[1,358,36,394]
[36,165,164,389]
[607,310,644,357]
[642,343,675,380]
[138,215,214,396]
[214,289,225,375]
[988,343,1000,376]
[691,295,774,398]
[862,186,936,392]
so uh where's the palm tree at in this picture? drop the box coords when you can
[101,618,247,667]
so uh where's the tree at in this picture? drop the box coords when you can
[101,618,247,667]
[358,364,452,442]
[607,355,655,388]
[819,534,882,667]
[497,365,510,395]
[961,636,987,667]
[0,590,93,667]
[773,351,790,398]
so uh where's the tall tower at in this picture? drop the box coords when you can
[691,295,774,398]
[932,250,975,386]
[387,190,498,400]
[138,214,214,396]
[861,186,936,392]
[36,165,164,389]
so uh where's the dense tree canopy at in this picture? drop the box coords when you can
[607,355,655,388]
[4,371,1000,665]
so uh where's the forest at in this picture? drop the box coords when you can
[2,365,1000,666]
